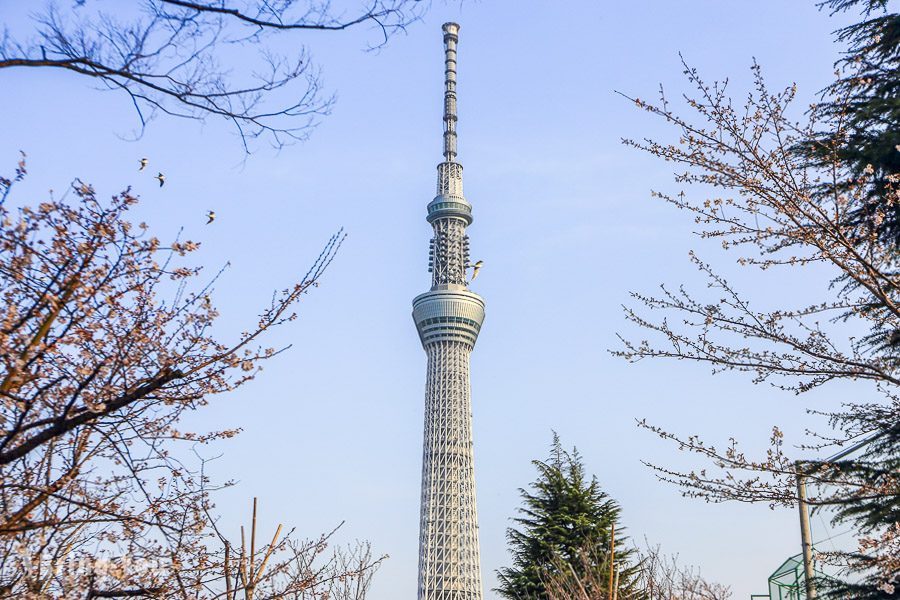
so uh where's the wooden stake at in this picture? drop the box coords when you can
[250,497,258,579]
[255,523,283,582]
[608,522,616,599]
[239,525,249,600]
[224,542,232,599]
[247,498,258,600]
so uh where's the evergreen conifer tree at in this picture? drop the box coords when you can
[797,4,900,597]
[815,429,900,599]
[798,1,900,356]
[805,0,900,246]
[495,434,639,600]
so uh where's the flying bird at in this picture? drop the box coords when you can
[206,210,216,224]
[469,260,484,282]
[155,172,165,187]
[139,157,148,171]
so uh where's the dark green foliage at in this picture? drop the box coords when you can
[791,2,900,365]
[795,4,900,598]
[814,422,900,599]
[802,1,900,246]
[820,1,891,17]
[495,434,639,600]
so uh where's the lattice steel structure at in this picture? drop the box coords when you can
[412,22,485,600]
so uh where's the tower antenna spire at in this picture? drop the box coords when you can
[442,22,460,163]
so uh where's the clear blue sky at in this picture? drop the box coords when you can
[1,1,866,598]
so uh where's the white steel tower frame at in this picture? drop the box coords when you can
[412,22,485,600]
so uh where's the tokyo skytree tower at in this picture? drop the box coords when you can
[412,22,485,600]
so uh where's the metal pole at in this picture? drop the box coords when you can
[795,463,816,600]
[791,434,882,600]
[612,564,620,600]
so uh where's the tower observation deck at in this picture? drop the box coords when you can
[412,22,485,600]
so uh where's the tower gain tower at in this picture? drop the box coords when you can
[412,22,485,600]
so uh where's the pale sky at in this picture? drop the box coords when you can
[1,1,867,598]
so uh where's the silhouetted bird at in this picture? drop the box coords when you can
[155,173,165,187]
[469,260,484,282]
[139,158,148,171]
[206,210,215,224]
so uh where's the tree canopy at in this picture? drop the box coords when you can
[496,434,639,600]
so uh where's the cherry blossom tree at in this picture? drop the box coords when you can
[0,157,381,598]
[616,57,900,595]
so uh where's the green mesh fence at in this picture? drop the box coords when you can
[752,553,824,600]
[768,555,805,600]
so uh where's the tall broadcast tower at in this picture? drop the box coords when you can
[412,22,485,600]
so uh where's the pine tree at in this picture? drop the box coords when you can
[814,428,900,599]
[804,0,900,245]
[495,434,639,600]
[796,3,900,597]
[798,1,900,357]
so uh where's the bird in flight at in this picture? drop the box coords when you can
[155,173,165,187]
[469,260,484,282]
[206,210,216,224]
[139,157,148,171]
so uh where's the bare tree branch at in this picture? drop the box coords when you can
[0,1,434,150]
